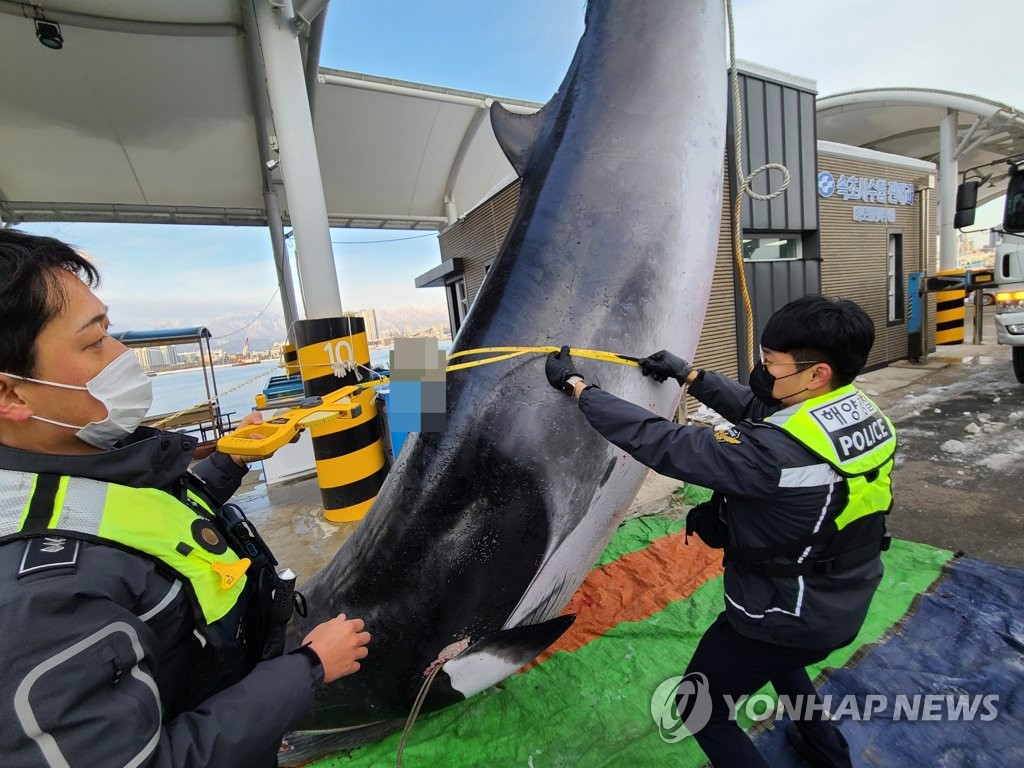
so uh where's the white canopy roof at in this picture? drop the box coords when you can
[0,0,538,230]
[817,88,1024,206]
[5,5,1022,232]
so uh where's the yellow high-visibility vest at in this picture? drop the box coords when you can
[0,470,249,626]
[762,384,897,529]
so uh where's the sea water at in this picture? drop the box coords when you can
[149,361,281,422]
[148,343,450,423]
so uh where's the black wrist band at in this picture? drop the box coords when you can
[290,643,325,687]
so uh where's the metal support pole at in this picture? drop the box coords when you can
[264,194,299,338]
[241,0,300,340]
[973,289,983,345]
[938,111,959,272]
[919,185,930,362]
[254,0,342,319]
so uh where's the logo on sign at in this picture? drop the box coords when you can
[817,171,835,198]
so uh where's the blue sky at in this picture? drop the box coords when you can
[20,0,1018,330]
[319,1,584,102]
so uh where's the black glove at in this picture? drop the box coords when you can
[638,349,692,384]
[546,345,583,394]
[685,495,729,549]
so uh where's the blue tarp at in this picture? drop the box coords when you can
[756,556,1024,766]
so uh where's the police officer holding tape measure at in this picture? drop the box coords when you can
[0,229,370,768]
[546,295,896,768]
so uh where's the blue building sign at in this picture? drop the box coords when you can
[818,170,915,205]
[819,169,914,224]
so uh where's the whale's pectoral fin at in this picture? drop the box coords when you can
[434,614,576,703]
[278,720,403,767]
[490,101,549,177]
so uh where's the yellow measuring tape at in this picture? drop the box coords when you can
[445,345,640,371]
[216,345,640,458]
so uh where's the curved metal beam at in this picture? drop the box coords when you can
[818,88,1020,120]
[832,119,1020,162]
[858,125,947,151]
[0,0,239,36]
[303,5,327,119]
[3,201,267,225]
[443,100,494,225]
[320,71,539,113]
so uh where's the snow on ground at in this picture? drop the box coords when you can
[684,365,1024,479]
[888,364,1024,474]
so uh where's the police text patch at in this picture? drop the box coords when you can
[808,392,893,460]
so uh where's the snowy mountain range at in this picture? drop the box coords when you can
[137,304,449,354]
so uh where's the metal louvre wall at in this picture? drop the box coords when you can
[438,182,520,301]
[737,255,822,362]
[817,153,935,369]
[731,70,821,372]
[738,73,818,232]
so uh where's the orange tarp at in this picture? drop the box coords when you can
[531,531,723,666]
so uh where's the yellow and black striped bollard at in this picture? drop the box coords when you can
[935,268,965,345]
[293,317,387,522]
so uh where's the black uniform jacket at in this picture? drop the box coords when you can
[577,373,885,650]
[0,428,318,768]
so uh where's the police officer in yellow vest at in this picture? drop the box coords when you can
[545,295,894,768]
[0,229,370,768]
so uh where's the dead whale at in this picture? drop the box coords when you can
[283,0,727,760]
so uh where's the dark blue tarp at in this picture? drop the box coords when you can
[756,556,1024,766]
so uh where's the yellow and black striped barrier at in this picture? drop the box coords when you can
[931,269,966,345]
[294,317,388,523]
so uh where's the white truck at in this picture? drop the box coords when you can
[993,231,1024,383]
[958,160,1024,383]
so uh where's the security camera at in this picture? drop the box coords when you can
[265,159,280,171]
[35,20,63,50]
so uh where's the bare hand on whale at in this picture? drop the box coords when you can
[303,614,372,684]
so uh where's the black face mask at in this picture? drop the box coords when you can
[748,362,810,407]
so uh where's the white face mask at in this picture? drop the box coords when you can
[3,350,154,449]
